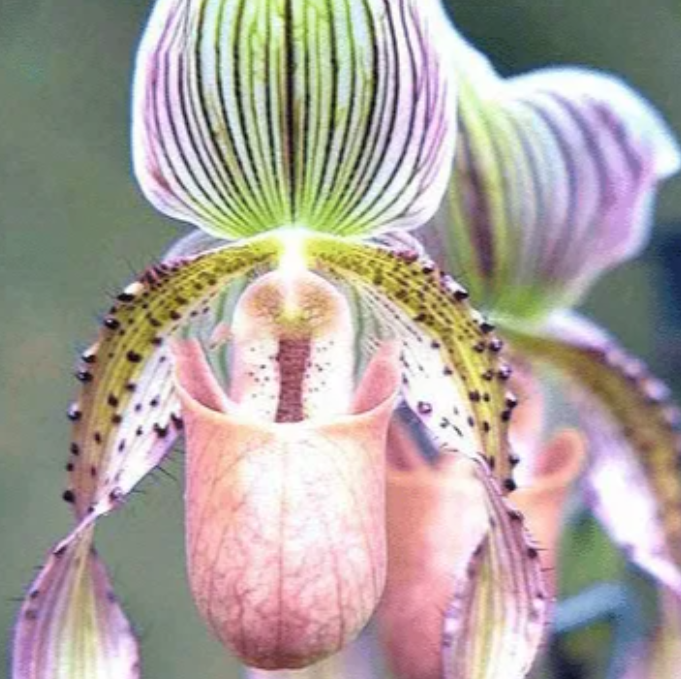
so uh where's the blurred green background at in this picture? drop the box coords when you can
[2,1,681,677]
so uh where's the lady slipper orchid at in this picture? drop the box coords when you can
[12,1,549,679]
[420,20,681,675]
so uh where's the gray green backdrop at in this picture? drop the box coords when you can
[2,1,681,677]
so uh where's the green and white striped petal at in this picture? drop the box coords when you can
[504,312,681,596]
[13,236,280,679]
[424,31,680,320]
[133,0,456,239]
[13,529,139,679]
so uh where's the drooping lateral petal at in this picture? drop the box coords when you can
[442,463,547,679]
[173,338,400,669]
[14,238,279,678]
[133,0,456,238]
[64,236,278,523]
[13,529,139,679]
[424,33,680,319]
[377,415,546,679]
[306,233,519,487]
[504,312,681,595]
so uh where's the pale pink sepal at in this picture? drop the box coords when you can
[173,339,400,669]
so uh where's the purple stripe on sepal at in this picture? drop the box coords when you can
[426,46,680,319]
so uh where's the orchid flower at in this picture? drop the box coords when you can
[419,20,681,675]
[12,2,550,679]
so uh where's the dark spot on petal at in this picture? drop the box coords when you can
[417,401,433,415]
[497,366,513,380]
[154,423,168,438]
[488,339,504,353]
[67,404,82,421]
[62,490,76,504]
[508,509,523,522]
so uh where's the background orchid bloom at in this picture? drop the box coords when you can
[12,1,549,678]
[418,19,681,677]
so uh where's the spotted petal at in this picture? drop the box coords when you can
[504,312,681,596]
[13,237,279,678]
[133,0,456,239]
[424,31,680,320]
[307,233,519,487]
